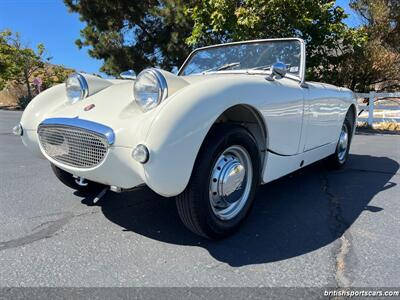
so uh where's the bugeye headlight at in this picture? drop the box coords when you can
[134,68,168,112]
[66,73,89,103]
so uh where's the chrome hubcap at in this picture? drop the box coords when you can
[337,124,349,163]
[209,145,253,220]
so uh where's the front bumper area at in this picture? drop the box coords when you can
[55,146,145,189]
[30,117,146,189]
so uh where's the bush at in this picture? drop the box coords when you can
[17,95,32,109]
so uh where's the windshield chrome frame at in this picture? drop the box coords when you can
[178,38,306,85]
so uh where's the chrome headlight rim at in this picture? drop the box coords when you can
[66,73,89,103]
[134,68,168,112]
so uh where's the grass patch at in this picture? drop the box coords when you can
[357,121,400,133]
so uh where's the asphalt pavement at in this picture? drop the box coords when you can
[0,110,399,287]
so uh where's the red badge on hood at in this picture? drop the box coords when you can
[84,104,95,111]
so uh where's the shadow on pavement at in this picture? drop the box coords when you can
[81,154,398,267]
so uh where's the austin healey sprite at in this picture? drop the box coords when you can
[14,38,357,239]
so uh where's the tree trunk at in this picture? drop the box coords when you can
[23,69,32,99]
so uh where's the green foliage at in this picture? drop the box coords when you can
[0,30,21,90]
[65,0,399,91]
[17,95,32,109]
[64,0,195,76]
[186,0,371,88]
[347,0,400,91]
[0,29,46,97]
[187,0,399,91]
[0,29,74,108]
[351,0,400,51]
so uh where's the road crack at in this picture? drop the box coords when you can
[336,235,351,287]
[321,173,352,288]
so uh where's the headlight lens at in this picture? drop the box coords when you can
[66,73,89,103]
[134,68,168,112]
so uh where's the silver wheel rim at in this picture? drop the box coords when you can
[209,145,253,220]
[337,124,349,163]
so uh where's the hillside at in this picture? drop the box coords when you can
[0,63,73,109]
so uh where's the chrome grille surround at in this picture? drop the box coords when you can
[38,118,115,169]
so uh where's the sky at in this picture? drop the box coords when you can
[0,0,363,76]
[0,0,103,75]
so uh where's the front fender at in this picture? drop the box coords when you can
[20,84,68,157]
[21,83,67,130]
[143,77,262,197]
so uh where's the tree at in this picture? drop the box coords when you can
[0,30,22,90]
[65,0,399,91]
[64,0,195,76]
[186,0,369,85]
[65,0,359,81]
[0,29,74,108]
[186,0,400,91]
[0,30,47,98]
[347,0,400,91]
[351,0,399,50]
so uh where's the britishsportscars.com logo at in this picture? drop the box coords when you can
[324,289,400,298]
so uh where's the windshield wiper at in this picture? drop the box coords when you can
[251,64,271,70]
[251,64,292,71]
[203,62,240,73]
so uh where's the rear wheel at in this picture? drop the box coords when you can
[176,124,260,239]
[328,113,353,169]
[50,163,105,193]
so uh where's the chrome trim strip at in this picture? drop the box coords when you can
[120,69,137,80]
[38,117,115,145]
[78,73,89,99]
[148,68,168,102]
[134,68,168,111]
[66,73,89,103]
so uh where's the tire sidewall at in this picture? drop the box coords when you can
[335,118,352,166]
[195,125,260,237]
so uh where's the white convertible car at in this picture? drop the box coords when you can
[14,38,357,239]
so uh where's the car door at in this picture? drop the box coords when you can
[302,82,343,151]
[260,77,305,156]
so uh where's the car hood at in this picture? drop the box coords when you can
[161,70,247,93]
[21,70,248,138]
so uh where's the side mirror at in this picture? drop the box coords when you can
[120,70,136,80]
[266,62,287,81]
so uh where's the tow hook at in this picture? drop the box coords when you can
[74,176,88,187]
[72,175,109,205]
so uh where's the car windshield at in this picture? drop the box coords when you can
[179,40,302,77]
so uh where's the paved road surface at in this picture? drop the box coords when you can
[0,110,399,287]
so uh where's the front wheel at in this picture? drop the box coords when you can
[176,124,260,239]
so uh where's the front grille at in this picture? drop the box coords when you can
[38,125,109,168]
